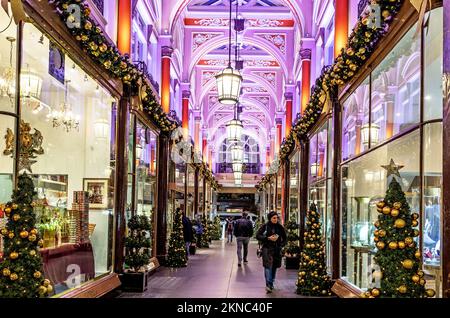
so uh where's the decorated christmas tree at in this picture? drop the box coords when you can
[296,203,332,296]
[124,215,152,272]
[362,159,435,298]
[166,209,187,267]
[198,215,210,248]
[0,173,52,298]
[283,215,301,257]
[210,216,222,240]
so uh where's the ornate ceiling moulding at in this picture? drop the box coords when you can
[255,33,286,55]
[242,86,268,93]
[252,71,277,88]
[201,70,218,85]
[184,18,294,28]
[192,32,222,52]
[198,59,280,68]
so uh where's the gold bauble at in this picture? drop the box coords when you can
[412,220,418,227]
[38,286,47,295]
[373,271,383,280]
[13,214,20,221]
[398,241,406,249]
[397,285,407,294]
[46,285,53,294]
[374,220,380,228]
[364,291,371,298]
[99,43,108,52]
[413,229,419,237]
[394,219,406,228]
[12,204,18,209]
[415,250,421,259]
[376,242,385,250]
[376,201,385,209]
[43,279,51,287]
[30,229,37,235]
[425,289,436,298]
[393,202,402,210]
[2,268,11,276]
[10,273,18,281]
[28,234,37,242]
[33,271,42,279]
[371,288,380,297]
[390,209,399,217]
[29,250,36,256]
[104,60,112,69]
[417,270,424,277]
[388,242,398,250]
[84,21,92,30]
[19,230,28,238]
[382,206,391,215]
[378,230,386,237]
[411,213,419,220]
[374,236,379,242]
[38,239,44,247]
[419,278,426,286]
[10,252,19,259]
[405,237,413,245]
[4,207,11,214]
[412,275,420,283]
[401,259,414,269]
[382,10,391,19]
[1,228,7,236]
[8,232,14,239]
[374,230,379,237]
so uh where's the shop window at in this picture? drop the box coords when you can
[340,130,420,290]
[199,176,204,215]
[371,23,420,144]
[16,23,117,294]
[424,7,443,121]
[423,122,442,297]
[289,150,300,220]
[187,165,195,219]
[342,77,370,161]
[276,168,282,214]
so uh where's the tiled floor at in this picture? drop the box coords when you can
[118,240,305,298]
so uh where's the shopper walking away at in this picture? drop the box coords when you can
[234,212,254,267]
[226,217,234,243]
[256,211,286,293]
[181,208,193,259]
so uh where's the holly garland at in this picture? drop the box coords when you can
[259,0,405,187]
[52,0,178,132]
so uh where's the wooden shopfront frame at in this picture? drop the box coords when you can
[18,0,125,298]
[331,1,450,297]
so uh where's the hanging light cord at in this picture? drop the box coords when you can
[235,0,238,66]
[228,0,232,67]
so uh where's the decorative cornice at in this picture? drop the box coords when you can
[182,90,191,99]
[284,92,294,101]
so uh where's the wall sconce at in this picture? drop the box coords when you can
[310,163,319,177]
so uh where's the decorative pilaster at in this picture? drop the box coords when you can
[334,0,349,58]
[161,46,173,113]
[284,92,293,137]
[182,90,190,139]
[117,0,132,55]
[300,48,312,115]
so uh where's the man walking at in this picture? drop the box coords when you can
[234,212,254,267]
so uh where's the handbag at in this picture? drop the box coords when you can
[256,224,267,258]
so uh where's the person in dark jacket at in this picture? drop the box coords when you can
[225,217,234,243]
[256,211,287,293]
[181,209,193,259]
[233,212,254,266]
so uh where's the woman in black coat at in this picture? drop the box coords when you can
[256,211,287,293]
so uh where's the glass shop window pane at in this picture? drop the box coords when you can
[340,129,420,290]
[0,6,18,113]
[289,151,300,219]
[424,7,443,121]
[21,23,117,295]
[423,123,442,297]
[317,123,328,179]
[309,134,318,183]
[341,76,370,161]
[371,24,420,145]
[0,115,15,255]
[199,176,204,215]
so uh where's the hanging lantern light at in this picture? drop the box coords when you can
[290,175,297,187]
[226,117,243,142]
[215,0,242,105]
[230,143,243,162]
[232,161,243,173]
[234,178,242,186]
[361,123,380,146]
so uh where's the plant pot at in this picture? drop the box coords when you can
[189,244,196,255]
[120,271,148,292]
[285,256,300,270]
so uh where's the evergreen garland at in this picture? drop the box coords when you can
[124,215,152,272]
[362,176,435,298]
[166,209,187,267]
[198,216,210,248]
[0,173,52,298]
[296,203,332,296]
[210,216,222,240]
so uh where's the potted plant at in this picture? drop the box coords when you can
[283,215,301,270]
[121,215,152,292]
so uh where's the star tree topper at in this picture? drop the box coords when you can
[381,158,404,179]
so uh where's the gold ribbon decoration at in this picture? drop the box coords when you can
[1,0,28,24]
[410,0,431,38]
